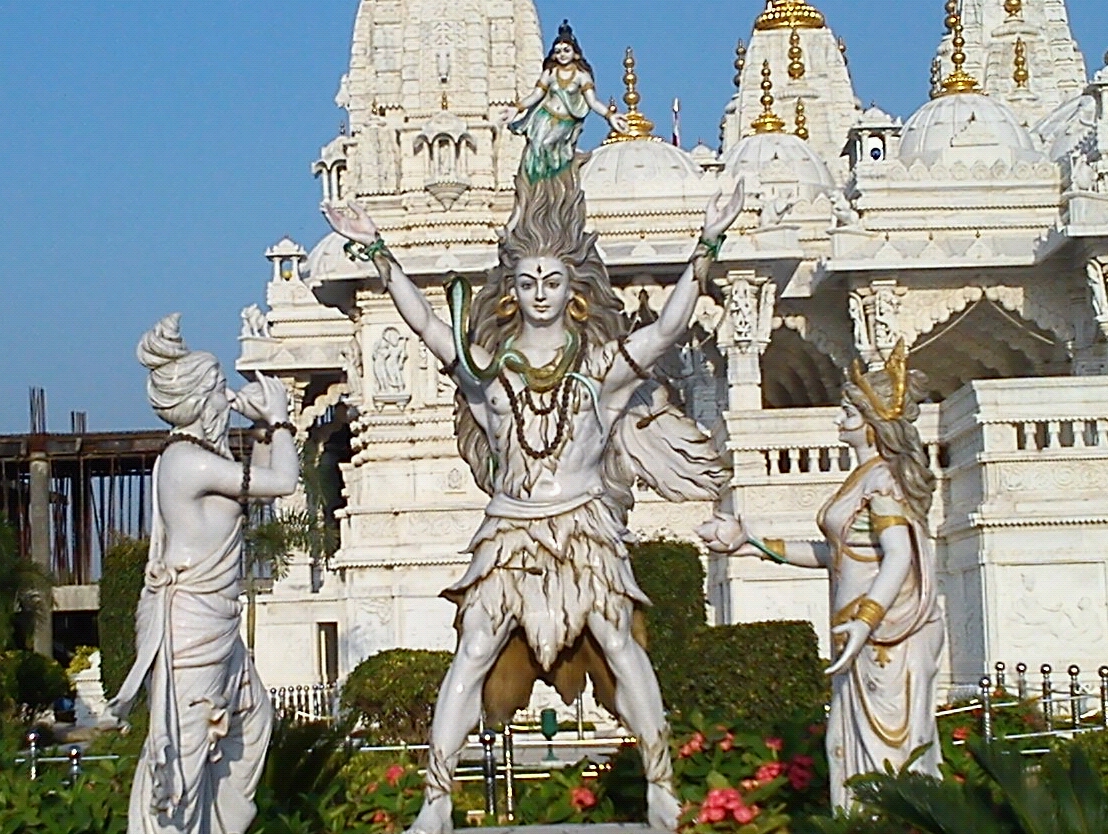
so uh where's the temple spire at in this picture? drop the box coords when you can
[755,0,826,31]
[603,47,658,144]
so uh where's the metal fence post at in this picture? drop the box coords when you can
[503,725,516,822]
[980,676,993,743]
[1069,665,1082,730]
[1100,667,1108,730]
[1042,665,1054,732]
[995,662,1006,692]
[480,729,498,818]
[68,746,82,783]
[1016,663,1028,700]
[27,731,39,781]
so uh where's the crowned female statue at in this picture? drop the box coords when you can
[325,54,745,825]
[700,342,944,808]
[507,20,628,183]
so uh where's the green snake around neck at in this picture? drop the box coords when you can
[446,276,582,394]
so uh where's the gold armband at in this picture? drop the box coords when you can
[871,513,910,535]
[854,597,887,630]
[762,538,787,561]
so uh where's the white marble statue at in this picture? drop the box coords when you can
[1087,258,1108,320]
[108,314,299,834]
[324,163,743,832]
[700,342,944,809]
[760,192,797,228]
[239,304,270,339]
[830,190,862,228]
[506,20,628,183]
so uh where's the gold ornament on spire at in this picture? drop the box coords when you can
[850,339,910,422]
[1004,0,1023,20]
[1013,37,1030,88]
[788,29,806,80]
[795,98,809,140]
[603,47,658,144]
[751,60,786,134]
[733,39,747,90]
[935,9,982,97]
[944,0,958,33]
[755,0,826,31]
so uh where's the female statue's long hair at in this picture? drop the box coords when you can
[842,368,936,524]
[456,169,626,495]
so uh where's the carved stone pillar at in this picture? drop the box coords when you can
[849,278,905,368]
[1086,257,1108,341]
[718,270,776,411]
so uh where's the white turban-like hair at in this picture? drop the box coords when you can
[136,314,223,428]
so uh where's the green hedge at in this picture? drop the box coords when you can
[666,622,827,727]
[97,538,148,697]
[341,649,453,744]
[629,539,707,705]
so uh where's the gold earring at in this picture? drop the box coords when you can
[496,295,519,319]
[568,293,589,323]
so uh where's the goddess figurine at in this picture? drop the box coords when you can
[325,162,744,831]
[700,343,944,808]
[507,20,628,183]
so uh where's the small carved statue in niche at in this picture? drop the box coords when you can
[372,327,409,395]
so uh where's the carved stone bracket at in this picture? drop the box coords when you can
[718,270,776,356]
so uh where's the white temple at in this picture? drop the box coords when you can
[237,0,1108,702]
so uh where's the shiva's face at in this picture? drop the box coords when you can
[513,257,572,327]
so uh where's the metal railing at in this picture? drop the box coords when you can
[269,683,339,724]
[12,731,121,781]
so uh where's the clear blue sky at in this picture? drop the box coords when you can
[0,1,1102,433]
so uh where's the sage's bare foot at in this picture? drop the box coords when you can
[647,782,681,831]
[405,794,453,834]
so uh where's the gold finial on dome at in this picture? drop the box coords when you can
[603,47,658,144]
[751,60,787,134]
[733,39,747,90]
[1004,0,1023,20]
[755,0,826,31]
[1013,38,1030,88]
[795,98,809,140]
[934,9,982,97]
[788,29,806,80]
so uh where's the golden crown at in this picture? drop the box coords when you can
[850,339,909,421]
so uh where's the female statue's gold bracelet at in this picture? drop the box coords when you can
[855,597,887,630]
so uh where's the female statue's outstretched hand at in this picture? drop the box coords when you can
[321,201,379,246]
[703,178,746,242]
[608,111,630,136]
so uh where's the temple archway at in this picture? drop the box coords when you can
[761,327,842,408]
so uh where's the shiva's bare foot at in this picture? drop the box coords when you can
[647,782,681,831]
[405,794,453,834]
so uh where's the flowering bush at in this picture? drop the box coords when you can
[339,756,427,833]
[935,688,1047,785]
[514,760,616,824]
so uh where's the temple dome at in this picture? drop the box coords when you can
[899,93,1043,165]
[722,132,835,197]
[303,232,368,287]
[1031,95,1096,161]
[581,139,704,197]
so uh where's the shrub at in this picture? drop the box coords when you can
[0,650,71,716]
[630,539,707,705]
[664,622,827,729]
[341,649,453,744]
[97,537,148,697]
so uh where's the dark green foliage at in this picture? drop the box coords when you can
[0,650,71,714]
[666,621,827,728]
[1065,729,1108,790]
[630,539,707,702]
[850,739,1108,834]
[0,515,51,652]
[97,537,148,698]
[341,649,453,744]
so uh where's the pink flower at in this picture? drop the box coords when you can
[384,764,405,787]
[679,731,707,758]
[764,737,784,752]
[755,762,785,784]
[569,786,597,811]
[734,805,760,824]
[787,754,815,791]
[808,723,826,737]
[952,726,970,741]
[372,810,390,824]
[718,732,735,752]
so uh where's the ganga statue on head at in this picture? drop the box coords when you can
[507,20,628,183]
[700,340,944,809]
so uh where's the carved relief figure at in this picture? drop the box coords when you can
[109,315,299,834]
[372,327,409,394]
[1087,259,1108,320]
[1071,152,1098,193]
[759,191,797,227]
[830,190,862,228]
[848,293,873,354]
[341,336,364,404]
[506,21,628,183]
[325,155,744,831]
[239,304,270,339]
[701,342,944,808]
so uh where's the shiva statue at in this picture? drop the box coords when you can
[507,20,629,182]
[325,77,745,827]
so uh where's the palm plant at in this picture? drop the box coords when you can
[847,740,1108,834]
[0,516,51,652]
